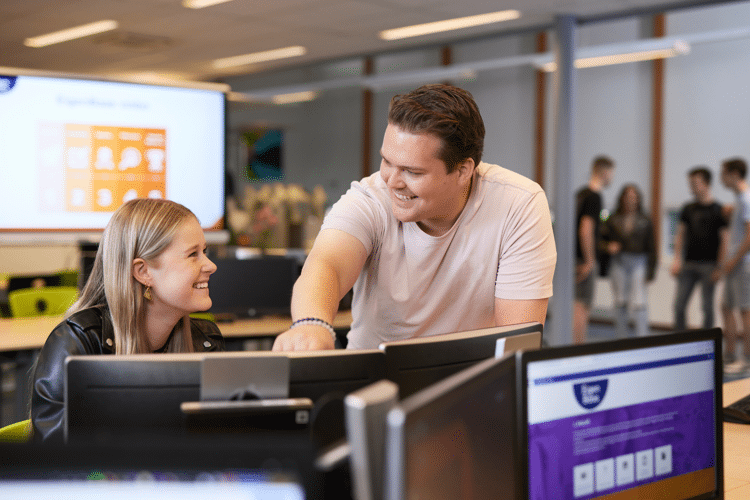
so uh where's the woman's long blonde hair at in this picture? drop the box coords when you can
[69,198,198,354]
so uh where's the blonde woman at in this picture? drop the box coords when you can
[31,198,224,442]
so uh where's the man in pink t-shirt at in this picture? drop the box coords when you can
[273,84,556,351]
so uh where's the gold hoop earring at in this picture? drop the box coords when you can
[144,286,152,301]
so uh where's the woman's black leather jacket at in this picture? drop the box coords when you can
[30,305,224,443]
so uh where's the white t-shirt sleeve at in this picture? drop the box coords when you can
[320,180,385,255]
[494,189,556,300]
[740,191,750,224]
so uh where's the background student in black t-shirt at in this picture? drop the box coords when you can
[574,155,615,344]
[671,167,728,331]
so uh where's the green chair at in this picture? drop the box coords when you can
[189,312,216,322]
[55,269,79,288]
[0,419,32,443]
[8,286,79,317]
[0,272,10,318]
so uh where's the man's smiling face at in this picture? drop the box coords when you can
[379,123,473,236]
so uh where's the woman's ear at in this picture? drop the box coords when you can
[132,258,151,287]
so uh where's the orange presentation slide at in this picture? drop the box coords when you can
[39,123,167,213]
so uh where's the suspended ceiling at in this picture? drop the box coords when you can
[0,0,727,83]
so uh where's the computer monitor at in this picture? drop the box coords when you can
[268,349,389,448]
[345,379,400,500]
[65,349,387,444]
[517,329,724,500]
[65,353,204,443]
[1,435,323,500]
[384,353,520,500]
[379,321,542,399]
[285,349,387,402]
[207,255,300,318]
[7,273,63,292]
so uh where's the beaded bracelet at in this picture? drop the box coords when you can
[290,317,336,341]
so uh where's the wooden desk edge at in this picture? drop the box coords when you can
[219,310,352,338]
[0,310,354,351]
[723,377,750,406]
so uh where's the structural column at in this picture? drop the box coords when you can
[534,32,547,188]
[361,57,374,178]
[550,15,577,346]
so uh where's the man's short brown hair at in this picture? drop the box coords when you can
[387,84,485,173]
[723,157,747,179]
[592,155,615,173]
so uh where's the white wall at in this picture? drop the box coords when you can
[664,1,750,212]
[226,60,365,204]
[453,34,538,180]
[0,245,79,276]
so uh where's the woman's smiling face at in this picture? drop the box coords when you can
[144,217,217,322]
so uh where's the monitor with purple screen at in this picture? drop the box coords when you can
[517,329,723,500]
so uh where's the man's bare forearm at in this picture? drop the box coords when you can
[290,256,343,324]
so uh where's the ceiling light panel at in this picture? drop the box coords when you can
[182,0,234,9]
[379,10,520,41]
[212,46,307,69]
[24,20,119,48]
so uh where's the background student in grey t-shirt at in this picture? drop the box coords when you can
[715,157,750,374]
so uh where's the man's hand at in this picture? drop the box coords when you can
[711,267,723,283]
[576,261,593,283]
[272,324,335,351]
[712,261,733,283]
[670,259,682,277]
[278,228,367,352]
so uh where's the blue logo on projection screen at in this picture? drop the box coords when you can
[574,380,608,410]
[0,76,18,94]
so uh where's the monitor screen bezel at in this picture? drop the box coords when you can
[385,352,519,500]
[379,321,542,399]
[515,329,724,500]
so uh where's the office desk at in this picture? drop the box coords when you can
[0,310,353,353]
[724,378,750,499]
[0,311,353,424]
[220,310,352,342]
[0,316,61,352]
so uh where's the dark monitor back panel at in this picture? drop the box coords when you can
[208,256,300,318]
[65,350,387,444]
[287,350,388,402]
[65,356,201,443]
[8,274,63,292]
[381,322,543,399]
[386,354,519,500]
